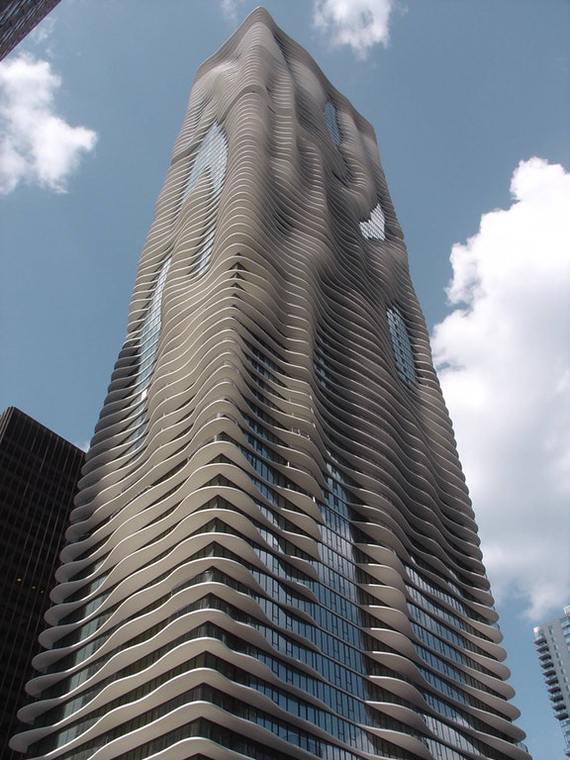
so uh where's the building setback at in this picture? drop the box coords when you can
[0,0,61,61]
[0,407,84,759]
[12,8,530,760]
[534,606,570,756]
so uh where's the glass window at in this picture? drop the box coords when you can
[386,306,416,384]
[181,120,228,273]
[360,201,385,240]
[324,101,341,145]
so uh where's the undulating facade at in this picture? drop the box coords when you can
[0,0,61,61]
[534,606,570,756]
[12,9,530,760]
[0,407,84,759]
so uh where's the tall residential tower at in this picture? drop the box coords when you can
[12,9,529,760]
[534,606,570,756]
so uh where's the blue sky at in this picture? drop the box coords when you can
[1,1,569,757]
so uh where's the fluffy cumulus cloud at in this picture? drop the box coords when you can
[0,55,97,195]
[313,0,395,58]
[431,157,570,620]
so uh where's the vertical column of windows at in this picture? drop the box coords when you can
[123,255,172,453]
[324,101,341,145]
[316,461,368,715]
[386,306,416,385]
[237,347,391,746]
[180,121,228,273]
[121,121,228,455]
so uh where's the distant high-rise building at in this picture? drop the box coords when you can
[534,606,570,756]
[0,406,84,759]
[0,0,61,60]
[12,9,530,760]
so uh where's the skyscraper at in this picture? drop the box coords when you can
[0,407,84,759]
[0,0,61,61]
[534,606,570,756]
[11,9,530,760]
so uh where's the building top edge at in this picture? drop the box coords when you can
[193,5,377,141]
[0,406,85,454]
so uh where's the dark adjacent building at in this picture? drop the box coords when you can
[0,406,84,758]
[0,0,61,60]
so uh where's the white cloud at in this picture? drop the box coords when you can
[219,0,244,23]
[28,14,56,46]
[313,0,395,58]
[431,157,570,620]
[0,55,97,195]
